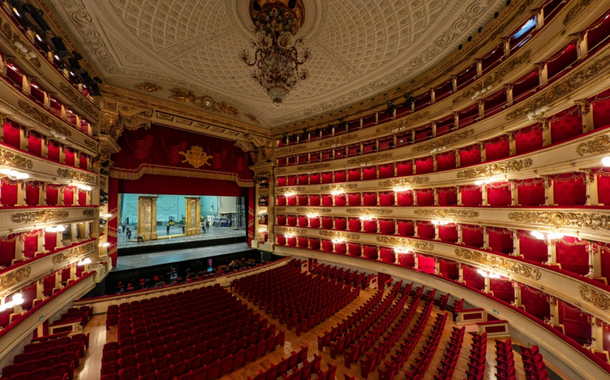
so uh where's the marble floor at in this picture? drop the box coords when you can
[113,242,253,271]
[116,225,246,249]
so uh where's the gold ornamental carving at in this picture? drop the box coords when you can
[276,168,288,174]
[100,105,152,141]
[455,248,541,281]
[0,266,31,290]
[576,134,610,157]
[296,208,331,214]
[378,177,429,187]
[168,89,239,117]
[57,168,96,184]
[456,158,533,179]
[299,163,331,172]
[275,207,286,212]
[320,184,358,191]
[275,227,295,234]
[0,147,33,170]
[375,111,431,134]
[563,0,595,25]
[376,236,434,251]
[347,153,392,165]
[506,54,610,120]
[83,209,95,217]
[59,83,99,118]
[276,144,308,156]
[412,129,475,153]
[508,211,610,231]
[18,101,72,137]
[179,146,213,169]
[414,209,479,219]
[52,243,95,265]
[12,210,69,224]
[135,82,162,92]
[346,208,393,216]
[276,187,305,194]
[319,231,360,240]
[319,134,359,148]
[84,139,98,151]
[580,285,610,311]
[245,113,260,124]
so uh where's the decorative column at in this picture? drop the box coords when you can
[505,84,513,106]
[575,32,589,61]
[583,170,599,206]
[458,263,464,283]
[508,132,516,156]
[481,184,489,206]
[39,184,46,206]
[479,142,487,162]
[457,224,464,245]
[591,317,605,352]
[513,282,522,308]
[434,224,440,241]
[137,195,159,241]
[17,182,26,206]
[55,230,64,249]
[510,181,519,206]
[455,150,461,168]
[413,252,419,270]
[577,100,594,133]
[14,236,24,262]
[433,188,439,206]
[536,63,548,87]
[36,231,44,255]
[546,240,558,266]
[588,241,601,280]
[432,155,437,172]
[70,223,78,243]
[482,226,490,250]
[184,197,201,236]
[549,296,560,326]
[478,100,484,120]
[484,276,491,294]
[434,257,440,275]
[542,120,551,147]
[457,186,463,206]
[511,229,520,256]
[394,219,398,235]
[544,176,556,206]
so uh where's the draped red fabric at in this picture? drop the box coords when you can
[512,71,539,102]
[458,104,479,128]
[309,217,320,229]
[436,152,456,171]
[44,231,57,252]
[335,242,347,254]
[333,171,346,183]
[348,193,361,206]
[396,161,413,176]
[489,228,513,254]
[277,235,286,246]
[118,175,247,196]
[26,183,39,206]
[521,285,550,320]
[247,187,255,246]
[397,191,414,206]
[439,225,458,243]
[556,237,589,276]
[277,157,286,166]
[516,178,545,205]
[439,259,459,280]
[309,173,321,184]
[459,145,481,167]
[415,157,434,174]
[418,255,435,274]
[297,237,308,248]
[519,233,548,263]
[398,253,415,268]
[23,231,39,258]
[299,154,308,164]
[599,245,610,282]
[598,171,610,205]
[309,195,320,206]
[64,148,75,167]
[1,182,18,206]
[321,172,333,184]
[321,194,332,206]
[549,106,582,144]
[546,43,578,80]
[3,123,20,149]
[378,164,394,179]
[379,192,394,206]
[46,186,59,206]
[438,188,457,205]
[309,238,320,250]
[348,243,362,256]
[397,220,414,236]
[78,190,87,206]
[334,194,346,206]
[288,176,297,186]
[487,182,511,206]
[362,167,377,180]
[28,133,42,157]
[558,300,591,345]
[348,169,361,181]
[348,218,361,232]
[416,190,434,206]
[463,265,484,290]
[277,177,287,186]
[363,192,377,206]
[553,173,586,205]
[461,186,482,206]
[321,216,333,229]
[591,88,610,129]
[276,196,286,206]
[79,154,88,170]
[379,219,395,234]
[0,239,15,266]
[335,217,347,230]
[297,195,308,206]
[417,222,435,239]
[287,195,296,206]
[363,220,377,233]
[287,236,297,247]
[125,131,155,160]
[463,225,484,248]
[483,90,508,117]
[490,279,514,303]
[298,174,308,185]
[321,150,332,161]
[298,216,308,228]
[47,142,60,163]
[485,137,510,161]
[287,215,297,226]
[276,215,286,225]
[379,247,395,263]
[363,245,378,260]
[515,125,543,154]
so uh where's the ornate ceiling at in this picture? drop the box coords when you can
[45,0,507,128]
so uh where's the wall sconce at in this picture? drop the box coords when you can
[45,225,66,233]
[359,216,375,221]
[477,269,501,279]
[602,157,610,167]
[284,234,296,239]
[77,258,92,266]
[0,293,24,311]
[101,213,113,219]
[285,191,296,197]
[393,186,411,193]
[50,129,67,141]
[331,238,345,244]
[474,178,495,186]
[307,214,319,219]
[526,105,549,121]
[330,189,345,196]
[100,242,110,248]
[471,85,493,100]
[432,220,450,226]
[394,247,413,254]
[531,230,563,241]
[0,168,29,180]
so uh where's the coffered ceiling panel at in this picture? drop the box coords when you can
[46,0,507,128]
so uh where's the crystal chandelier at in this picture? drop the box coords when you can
[240,0,311,108]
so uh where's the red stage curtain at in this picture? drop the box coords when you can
[416,189,434,206]
[288,176,297,186]
[519,232,548,263]
[28,132,42,157]
[487,182,511,206]
[309,195,320,206]
[463,225,483,248]
[553,173,586,206]
[459,145,481,167]
[379,247,395,263]
[397,191,414,206]
[591,88,610,129]
[490,279,515,303]
[287,195,296,206]
[363,245,378,260]
[521,285,550,321]
[287,216,297,226]
[558,300,591,345]
[440,259,459,280]
[309,217,320,229]
[396,161,413,176]
[363,192,377,206]
[415,156,434,174]
[26,183,40,206]
[3,122,20,149]
[78,190,87,206]
[47,142,60,163]
[363,167,377,180]
[418,255,435,274]
[461,186,482,206]
[436,152,456,171]
[438,188,457,206]
[379,219,395,234]
[489,228,513,254]
[439,225,458,243]
[322,194,332,206]
[379,191,394,206]
[348,169,361,181]
[348,193,361,206]
[485,136,510,161]
[276,196,286,206]
[463,265,485,290]
[125,131,155,160]
[1,180,18,206]
[549,106,582,144]
[321,172,332,184]
[397,220,415,237]
[335,217,347,230]
[516,178,545,206]
[309,173,320,184]
[417,222,434,239]
[334,171,346,182]
[0,236,16,266]
[64,148,75,167]
[515,124,543,154]
[397,253,415,268]
[556,237,589,276]
[309,238,320,250]
[348,218,361,232]
[348,243,361,256]
[379,164,394,179]
[321,216,333,229]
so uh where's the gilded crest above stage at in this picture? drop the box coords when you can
[179,146,214,169]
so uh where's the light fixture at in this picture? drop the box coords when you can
[331,238,345,244]
[240,0,311,107]
[432,220,450,226]
[393,186,411,193]
[477,269,501,279]
[101,242,110,248]
[359,216,375,221]
[474,177,498,186]
[602,156,610,167]
[285,191,296,197]
[394,247,413,254]
[102,213,113,219]
[77,258,92,266]
[46,225,66,233]
[284,234,296,239]
[12,8,20,17]
[11,293,23,306]
[0,168,29,180]
[471,85,493,100]
[77,184,92,191]
[531,230,563,241]
[527,105,550,121]
[330,189,345,196]
[307,214,319,219]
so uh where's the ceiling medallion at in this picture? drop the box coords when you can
[240,0,311,108]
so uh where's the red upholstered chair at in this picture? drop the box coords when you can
[265,364,278,380]
[137,361,154,376]
[219,355,233,376]
[172,361,188,377]
[245,344,256,362]
[207,359,220,380]
[233,349,246,368]
[155,367,173,380]
[186,356,200,372]
[118,367,138,380]
[175,372,193,380]
[153,355,169,370]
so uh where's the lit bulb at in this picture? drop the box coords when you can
[474,180,484,186]
[602,157,610,167]
[531,231,545,240]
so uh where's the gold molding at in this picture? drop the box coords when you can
[456,158,533,178]
[508,211,610,231]
[17,101,73,137]
[0,147,33,170]
[347,153,392,165]
[52,242,95,265]
[455,248,541,280]
[319,134,359,148]
[59,83,99,119]
[319,231,360,239]
[412,129,475,153]
[375,111,431,134]
[0,266,31,290]
[57,168,96,184]
[83,209,95,217]
[275,207,286,212]
[168,88,239,118]
[12,210,69,224]
[563,0,595,25]
[179,146,213,169]
[576,134,610,157]
[276,144,308,156]
[378,177,429,187]
[135,82,162,92]
[346,208,393,216]
[276,187,306,194]
[296,208,331,213]
[298,163,332,172]
[580,285,610,311]
[320,184,359,191]
[375,236,434,251]
[110,166,254,187]
[274,227,306,235]
[414,209,479,218]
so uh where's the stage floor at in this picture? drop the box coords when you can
[113,242,252,271]
[116,225,246,249]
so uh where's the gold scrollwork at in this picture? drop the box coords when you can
[375,236,434,251]
[508,211,610,231]
[275,207,286,212]
[378,177,429,187]
[83,209,95,217]
[412,130,475,153]
[296,208,331,213]
[276,187,305,194]
[347,153,392,165]
[12,210,69,224]
[298,163,331,172]
[375,111,431,134]
[57,168,96,184]
[346,208,393,215]
[135,82,162,92]
[168,89,239,117]
[0,266,31,290]
[59,83,99,118]
[0,147,33,170]
[319,134,359,148]
[275,227,295,234]
[457,158,533,178]
[18,101,73,137]
[319,231,360,239]
[580,285,610,311]
[320,184,359,191]
[455,248,541,280]
[52,243,95,265]
[179,146,213,169]
[414,209,479,218]
[276,144,308,156]
[563,0,595,25]
[576,134,610,157]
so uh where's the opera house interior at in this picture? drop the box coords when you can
[3,0,610,379]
